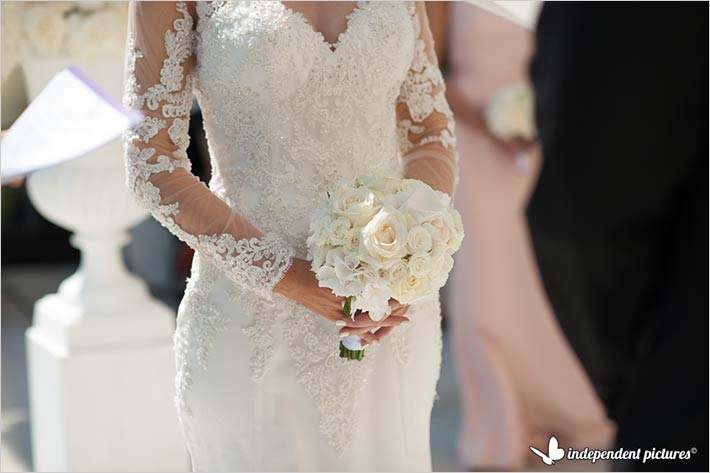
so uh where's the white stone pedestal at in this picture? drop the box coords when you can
[22,57,191,471]
[25,238,191,472]
[26,305,188,472]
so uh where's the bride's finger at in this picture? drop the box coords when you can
[387,303,409,318]
[372,326,395,343]
[346,315,409,329]
[340,325,378,337]
[361,325,397,347]
[339,317,409,337]
[337,312,379,328]
[371,315,409,327]
[338,313,409,329]
[390,305,409,318]
[388,299,409,311]
[358,331,377,345]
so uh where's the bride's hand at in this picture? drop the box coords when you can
[273,258,410,341]
[273,257,347,322]
[337,299,410,347]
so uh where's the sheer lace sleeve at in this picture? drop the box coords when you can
[397,2,459,197]
[122,1,294,300]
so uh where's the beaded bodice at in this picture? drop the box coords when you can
[194,2,413,256]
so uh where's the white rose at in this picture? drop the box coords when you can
[423,213,453,248]
[387,259,409,285]
[428,246,447,272]
[424,207,464,254]
[360,205,408,268]
[450,206,464,233]
[332,185,380,227]
[391,273,430,305]
[408,252,433,278]
[484,84,536,141]
[343,227,362,252]
[326,217,351,246]
[25,5,67,55]
[445,207,465,253]
[441,255,454,276]
[428,255,454,289]
[406,225,433,254]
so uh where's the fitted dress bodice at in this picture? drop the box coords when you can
[194,2,414,256]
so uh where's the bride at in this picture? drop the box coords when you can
[122,1,458,470]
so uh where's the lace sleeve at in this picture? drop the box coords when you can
[397,2,459,197]
[122,1,294,300]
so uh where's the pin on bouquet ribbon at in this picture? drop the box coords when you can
[306,175,464,361]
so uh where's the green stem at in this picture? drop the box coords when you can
[339,340,365,361]
[344,296,352,319]
[339,296,365,360]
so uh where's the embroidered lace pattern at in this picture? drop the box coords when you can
[122,1,455,458]
[122,1,295,303]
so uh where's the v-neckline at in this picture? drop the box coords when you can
[279,2,365,54]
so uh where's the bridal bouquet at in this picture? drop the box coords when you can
[307,175,464,360]
[484,83,536,141]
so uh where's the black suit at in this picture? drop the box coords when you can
[528,3,708,471]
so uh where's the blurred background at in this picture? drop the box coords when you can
[6,1,703,472]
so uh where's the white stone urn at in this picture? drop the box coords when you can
[23,56,189,472]
[24,57,151,327]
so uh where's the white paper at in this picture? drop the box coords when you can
[0,66,142,183]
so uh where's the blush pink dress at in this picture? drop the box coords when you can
[446,3,615,468]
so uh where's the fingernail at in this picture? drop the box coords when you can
[335,320,347,327]
[339,332,350,338]
[402,320,411,326]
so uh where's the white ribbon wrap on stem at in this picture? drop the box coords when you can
[341,335,363,351]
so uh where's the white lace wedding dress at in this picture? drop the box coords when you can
[122,1,458,471]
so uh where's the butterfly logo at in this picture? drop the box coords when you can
[529,436,565,466]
